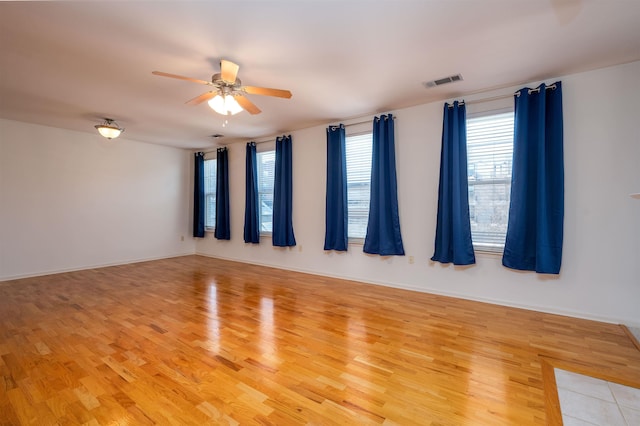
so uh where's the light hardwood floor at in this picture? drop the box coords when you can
[1,255,639,425]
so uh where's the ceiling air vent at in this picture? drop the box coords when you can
[423,74,463,88]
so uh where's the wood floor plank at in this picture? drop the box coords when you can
[1,255,639,424]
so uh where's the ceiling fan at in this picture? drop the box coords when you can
[152,60,292,115]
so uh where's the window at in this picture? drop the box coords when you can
[467,111,514,252]
[203,159,217,230]
[257,150,275,233]
[346,133,373,240]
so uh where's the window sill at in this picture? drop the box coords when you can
[473,246,504,257]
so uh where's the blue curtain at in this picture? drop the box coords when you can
[324,125,348,251]
[503,82,564,274]
[193,152,205,238]
[273,135,296,247]
[244,142,260,244]
[431,102,475,265]
[214,147,230,240]
[363,115,405,256]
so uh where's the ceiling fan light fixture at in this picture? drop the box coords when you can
[95,118,124,139]
[153,59,291,116]
[208,94,243,115]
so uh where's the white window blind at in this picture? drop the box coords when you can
[257,150,275,233]
[346,133,373,240]
[204,159,217,230]
[466,111,514,252]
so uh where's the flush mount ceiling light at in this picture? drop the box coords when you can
[95,118,124,139]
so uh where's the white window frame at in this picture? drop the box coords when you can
[345,131,373,243]
[256,146,275,236]
[203,158,217,231]
[466,107,514,253]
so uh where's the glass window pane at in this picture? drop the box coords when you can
[346,133,372,239]
[204,159,217,229]
[467,112,514,251]
[257,151,275,233]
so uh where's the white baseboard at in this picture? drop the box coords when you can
[0,251,196,282]
[195,253,640,329]
[5,251,638,329]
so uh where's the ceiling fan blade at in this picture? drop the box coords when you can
[220,60,240,84]
[152,71,212,86]
[243,86,292,99]
[235,95,261,115]
[186,91,217,105]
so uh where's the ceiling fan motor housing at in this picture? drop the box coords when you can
[212,73,241,88]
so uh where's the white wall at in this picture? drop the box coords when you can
[197,61,640,327]
[0,119,195,280]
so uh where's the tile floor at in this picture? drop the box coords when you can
[555,368,640,425]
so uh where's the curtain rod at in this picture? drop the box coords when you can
[250,138,277,145]
[449,84,557,107]
[200,139,272,155]
[329,115,395,129]
[199,134,288,154]
[201,146,228,155]
[200,114,398,151]
[248,133,292,145]
[343,119,370,127]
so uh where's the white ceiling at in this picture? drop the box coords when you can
[1,1,639,149]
